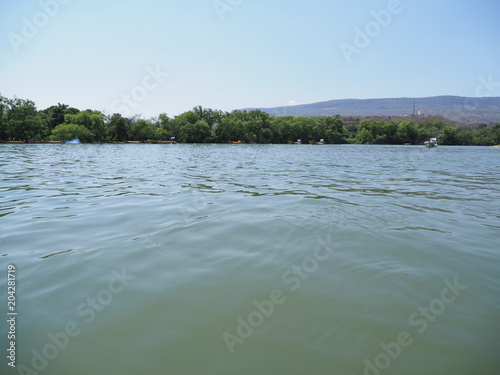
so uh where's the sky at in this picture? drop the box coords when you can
[1,0,499,118]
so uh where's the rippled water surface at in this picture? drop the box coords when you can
[1,144,499,375]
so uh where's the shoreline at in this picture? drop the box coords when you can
[1,142,498,147]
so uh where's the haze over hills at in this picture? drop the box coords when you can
[245,96,500,124]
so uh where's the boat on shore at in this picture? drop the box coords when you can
[424,137,438,148]
[0,140,26,144]
[288,139,302,144]
[36,140,64,144]
[149,137,177,144]
[310,139,326,145]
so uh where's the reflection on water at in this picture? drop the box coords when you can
[0,144,499,375]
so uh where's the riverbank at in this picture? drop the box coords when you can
[2,95,500,146]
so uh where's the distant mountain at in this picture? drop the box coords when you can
[245,96,500,124]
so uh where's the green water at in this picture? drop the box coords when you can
[1,144,499,375]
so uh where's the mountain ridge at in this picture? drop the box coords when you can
[243,96,500,124]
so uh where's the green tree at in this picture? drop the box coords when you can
[322,116,347,143]
[258,128,274,143]
[65,110,106,142]
[128,119,154,141]
[396,121,419,144]
[356,128,374,144]
[3,97,48,141]
[215,116,244,142]
[175,110,198,126]
[440,125,458,145]
[191,106,224,128]
[41,103,78,131]
[50,123,93,142]
[355,119,376,144]
[107,113,130,141]
[291,117,314,143]
[380,121,398,144]
[153,127,170,141]
[0,95,7,140]
[456,128,473,145]
[493,124,500,145]
[180,120,213,143]
[153,113,177,140]
[243,132,257,143]
[421,118,447,136]
[275,116,295,143]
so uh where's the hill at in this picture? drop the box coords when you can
[245,96,500,124]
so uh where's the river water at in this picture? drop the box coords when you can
[1,144,499,375]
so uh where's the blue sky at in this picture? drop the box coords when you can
[1,0,499,117]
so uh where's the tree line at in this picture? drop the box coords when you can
[1,94,499,145]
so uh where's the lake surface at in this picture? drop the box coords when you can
[1,144,499,375]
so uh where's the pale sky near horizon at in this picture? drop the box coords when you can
[1,0,499,118]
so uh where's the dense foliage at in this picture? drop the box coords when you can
[1,94,499,145]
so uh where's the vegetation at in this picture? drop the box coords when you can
[1,94,499,145]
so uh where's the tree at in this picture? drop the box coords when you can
[440,125,458,145]
[0,95,7,140]
[356,128,374,144]
[380,121,398,144]
[291,117,314,143]
[258,128,274,143]
[493,124,500,145]
[321,116,347,143]
[191,106,224,128]
[153,113,176,140]
[456,128,473,145]
[396,121,419,144]
[65,110,106,142]
[107,113,130,141]
[421,118,447,136]
[41,103,75,131]
[175,110,198,126]
[215,117,243,142]
[274,116,295,143]
[128,119,154,141]
[153,127,170,141]
[243,132,257,144]
[180,120,213,143]
[50,123,93,142]
[3,97,48,141]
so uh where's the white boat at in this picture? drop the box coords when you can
[310,139,325,145]
[424,137,438,148]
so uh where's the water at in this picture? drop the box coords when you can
[1,144,499,375]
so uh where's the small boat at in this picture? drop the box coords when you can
[124,140,143,144]
[36,140,64,144]
[0,140,25,144]
[157,137,177,144]
[65,137,81,144]
[424,137,438,148]
[155,140,177,144]
[229,141,242,144]
[289,139,302,144]
[310,139,326,145]
[149,137,177,144]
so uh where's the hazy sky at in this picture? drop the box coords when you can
[1,0,499,117]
